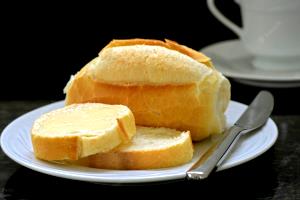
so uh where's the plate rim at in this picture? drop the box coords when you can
[0,100,278,183]
[217,117,277,171]
[201,39,300,82]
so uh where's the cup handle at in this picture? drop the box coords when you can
[207,0,242,37]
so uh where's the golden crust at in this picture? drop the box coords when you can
[92,45,212,85]
[164,39,213,67]
[94,39,214,85]
[104,38,212,68]
[104,38,167,49]
[31,134,80,160]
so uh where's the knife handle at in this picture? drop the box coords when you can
[187,125,244,180]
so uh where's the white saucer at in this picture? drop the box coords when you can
[0,101,278,184]
[201,40,300,88]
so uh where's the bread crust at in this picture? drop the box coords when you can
[104,38,213,67]
[90,43,212,85]
[31,134,81,160]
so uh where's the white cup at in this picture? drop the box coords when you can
[207,0,300,70]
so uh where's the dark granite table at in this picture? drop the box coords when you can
[1,90,300,199]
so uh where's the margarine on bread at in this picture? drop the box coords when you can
[70,126,194,169]
[31,103,136,161]
[65,39,231,141]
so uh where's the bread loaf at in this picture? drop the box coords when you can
[31,103,136,161]
[64,39,230,141]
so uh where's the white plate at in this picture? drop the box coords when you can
[201,40,300,87]
[234,79,300,88]
[0,101,278,184]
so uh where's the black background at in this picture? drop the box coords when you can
[1,1,300,115]
[1,1,240,99]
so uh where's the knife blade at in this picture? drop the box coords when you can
[187,90,274,180]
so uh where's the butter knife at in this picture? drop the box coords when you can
[187,90,274,180]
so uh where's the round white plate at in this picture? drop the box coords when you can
[201,40,300,87]
[0,101,278,184]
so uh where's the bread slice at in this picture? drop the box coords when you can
[72,126,194,169]
[64,39,230,141]
[31,103,136,161]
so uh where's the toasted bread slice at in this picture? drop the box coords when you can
[31,103,136,161]
[74,126,193,169]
